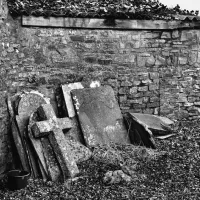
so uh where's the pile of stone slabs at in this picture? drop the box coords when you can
[71,85,131,147]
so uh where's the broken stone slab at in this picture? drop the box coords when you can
[128,113,174,135]
[124,112,156,149]
[71,85,131,147]
[31,104,79,181]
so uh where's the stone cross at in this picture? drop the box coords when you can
[31,104,79,180]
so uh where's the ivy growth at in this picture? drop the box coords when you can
[7,0,199,20]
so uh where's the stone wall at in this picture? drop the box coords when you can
[1,7,200,173]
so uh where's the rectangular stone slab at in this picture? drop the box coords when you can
[71,85,131,147]
[62,83,84,118]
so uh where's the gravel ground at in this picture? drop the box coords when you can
[1,120,200,200]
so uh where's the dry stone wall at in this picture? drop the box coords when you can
[0,11,200,173]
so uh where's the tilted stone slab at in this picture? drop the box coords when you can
[31,104,79,181]
[128,113,174,135]
[7,96,30,172]
[124,112,156,149]
[15,91,50,177]
[71,85,131,147]
[62,83,84,118]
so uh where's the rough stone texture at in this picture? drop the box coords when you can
[124,112,156,149]
[71,85,131,147]
[128,113,174,135]
[62,83,84,118]
[31,104,79,181]
[1,6,200,172]
[29,111,60,181]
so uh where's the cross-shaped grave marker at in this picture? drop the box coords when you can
[31,104,79,181]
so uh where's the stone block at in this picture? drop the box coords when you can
[146,55,155,67]
[71,86,130,147]
[129,98,143,104]
[149,85,159,91]
[121,80,132,87]
[138,86,148,92]
[149,72,159,79]
[142,79,152,85]
[70,35,85,42]
[179,57,187,65]
[133,80,141,86]
[119,95,127,103]
[130,87,137,94]
[137,56,146,67]
[155,56,166,65]
[161,32,171,39]
[118,87,128,94]
[172,30,179,39]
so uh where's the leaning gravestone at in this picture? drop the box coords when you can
[31,104,79,181]
[71,85,131,147]
[16,91,50,177]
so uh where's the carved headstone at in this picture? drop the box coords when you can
[71,85,131,147]
[31,104,79,181]
[16,92,50,177]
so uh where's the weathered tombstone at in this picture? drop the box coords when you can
[71,85,131,147]
[31,104,79,181]
[16,91,50,177]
